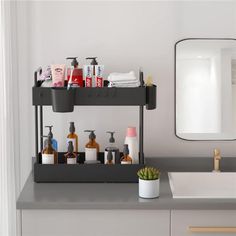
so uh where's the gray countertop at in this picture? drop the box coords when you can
[17,157,236,210]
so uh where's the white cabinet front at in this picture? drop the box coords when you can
[171,210,236,236]
[22,210,170,236]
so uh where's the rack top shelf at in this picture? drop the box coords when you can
[32,85,156,108]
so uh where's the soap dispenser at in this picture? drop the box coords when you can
[44,126,58,151]
[42,135,58,164]
[64,141,77,164]
[86,57,98,75]
[106,149,114,165]
[67,122,78,153]
[66,57,83,88]
[120,144,132,164]
[84,57,98,87]
[84,130,100,161]
[104,131,120,164]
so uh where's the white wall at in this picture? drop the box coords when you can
[16,1,236,187]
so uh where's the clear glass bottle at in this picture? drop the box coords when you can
[64,141,77,164]
[67,122,78,153]
[42,135,58,164]
[120,144,132,164]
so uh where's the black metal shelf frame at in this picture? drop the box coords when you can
[33,67,156,182]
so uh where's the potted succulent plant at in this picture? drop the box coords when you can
[137,167,160,199]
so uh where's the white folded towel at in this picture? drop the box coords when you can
[108,71,138,82]
[108,71,140,87]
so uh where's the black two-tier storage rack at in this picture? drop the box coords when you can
[33,67,156,183]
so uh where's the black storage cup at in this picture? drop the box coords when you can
[51,88,75,112]
[146,85,156,110]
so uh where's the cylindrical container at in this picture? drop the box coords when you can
[51,88,75,112]
[124,127,139,164]
[146,85,156,110]
[139,179,160,199]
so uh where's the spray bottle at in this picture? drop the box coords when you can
[104,131,120,164]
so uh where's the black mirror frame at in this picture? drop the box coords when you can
[174,38,236,141]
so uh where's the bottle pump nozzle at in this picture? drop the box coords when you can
[45,125,53,139]
[84,130,96,139]
[66,57,79,68]
[106,131,115,143]
[107,149,113,162]
[42,135,52,145]
[86,57,98,65]
[67,141,74,153]
[123,144,129,155]
[69,122,75,133]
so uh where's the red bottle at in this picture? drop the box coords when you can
[66,57,83,87]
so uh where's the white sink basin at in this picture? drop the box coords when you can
[168,172,236,199]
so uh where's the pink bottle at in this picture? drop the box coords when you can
[124,127,139,164]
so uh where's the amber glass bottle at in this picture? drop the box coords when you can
[42,136,58,164]
[84,130,100,161]
[67,122,78,153]
[64,141,77,164]
[120,144,132,164]
[106,150,114,164]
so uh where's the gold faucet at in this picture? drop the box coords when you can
[213,148,221,172]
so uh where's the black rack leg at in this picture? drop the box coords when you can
[35,106,38,162]
[40,106,43,151]
[139,105,144,164]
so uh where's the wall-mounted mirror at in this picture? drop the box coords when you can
[175,38,236,140]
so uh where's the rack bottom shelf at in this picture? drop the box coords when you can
[34,163,145,183]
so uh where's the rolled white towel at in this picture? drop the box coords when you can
[108,71,137,82]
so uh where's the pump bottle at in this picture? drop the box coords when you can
[106,150,114,164]
[42,135,58,164]
[66,57,83,88]
[84,130,100,161]
[44,125,58,151]
[64,141,77,164]
[84,57,98,87]
[104,131,120,164]
[120,144,132,164]
[67,122,78,153]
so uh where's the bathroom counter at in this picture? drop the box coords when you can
[17,157,236,210]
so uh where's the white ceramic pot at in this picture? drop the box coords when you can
[139,178,160,199]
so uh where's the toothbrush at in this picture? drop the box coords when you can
[67,68,74,90]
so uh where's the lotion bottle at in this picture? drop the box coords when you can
[44,125,58,151]
[66,57,83,88]
[64,141,77,164]
[120,144,132,164]
[67,122,78,153]
[106,149,114,164]
[42,135,58,164]
[104,131,120,164]
[84,130,99,161]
